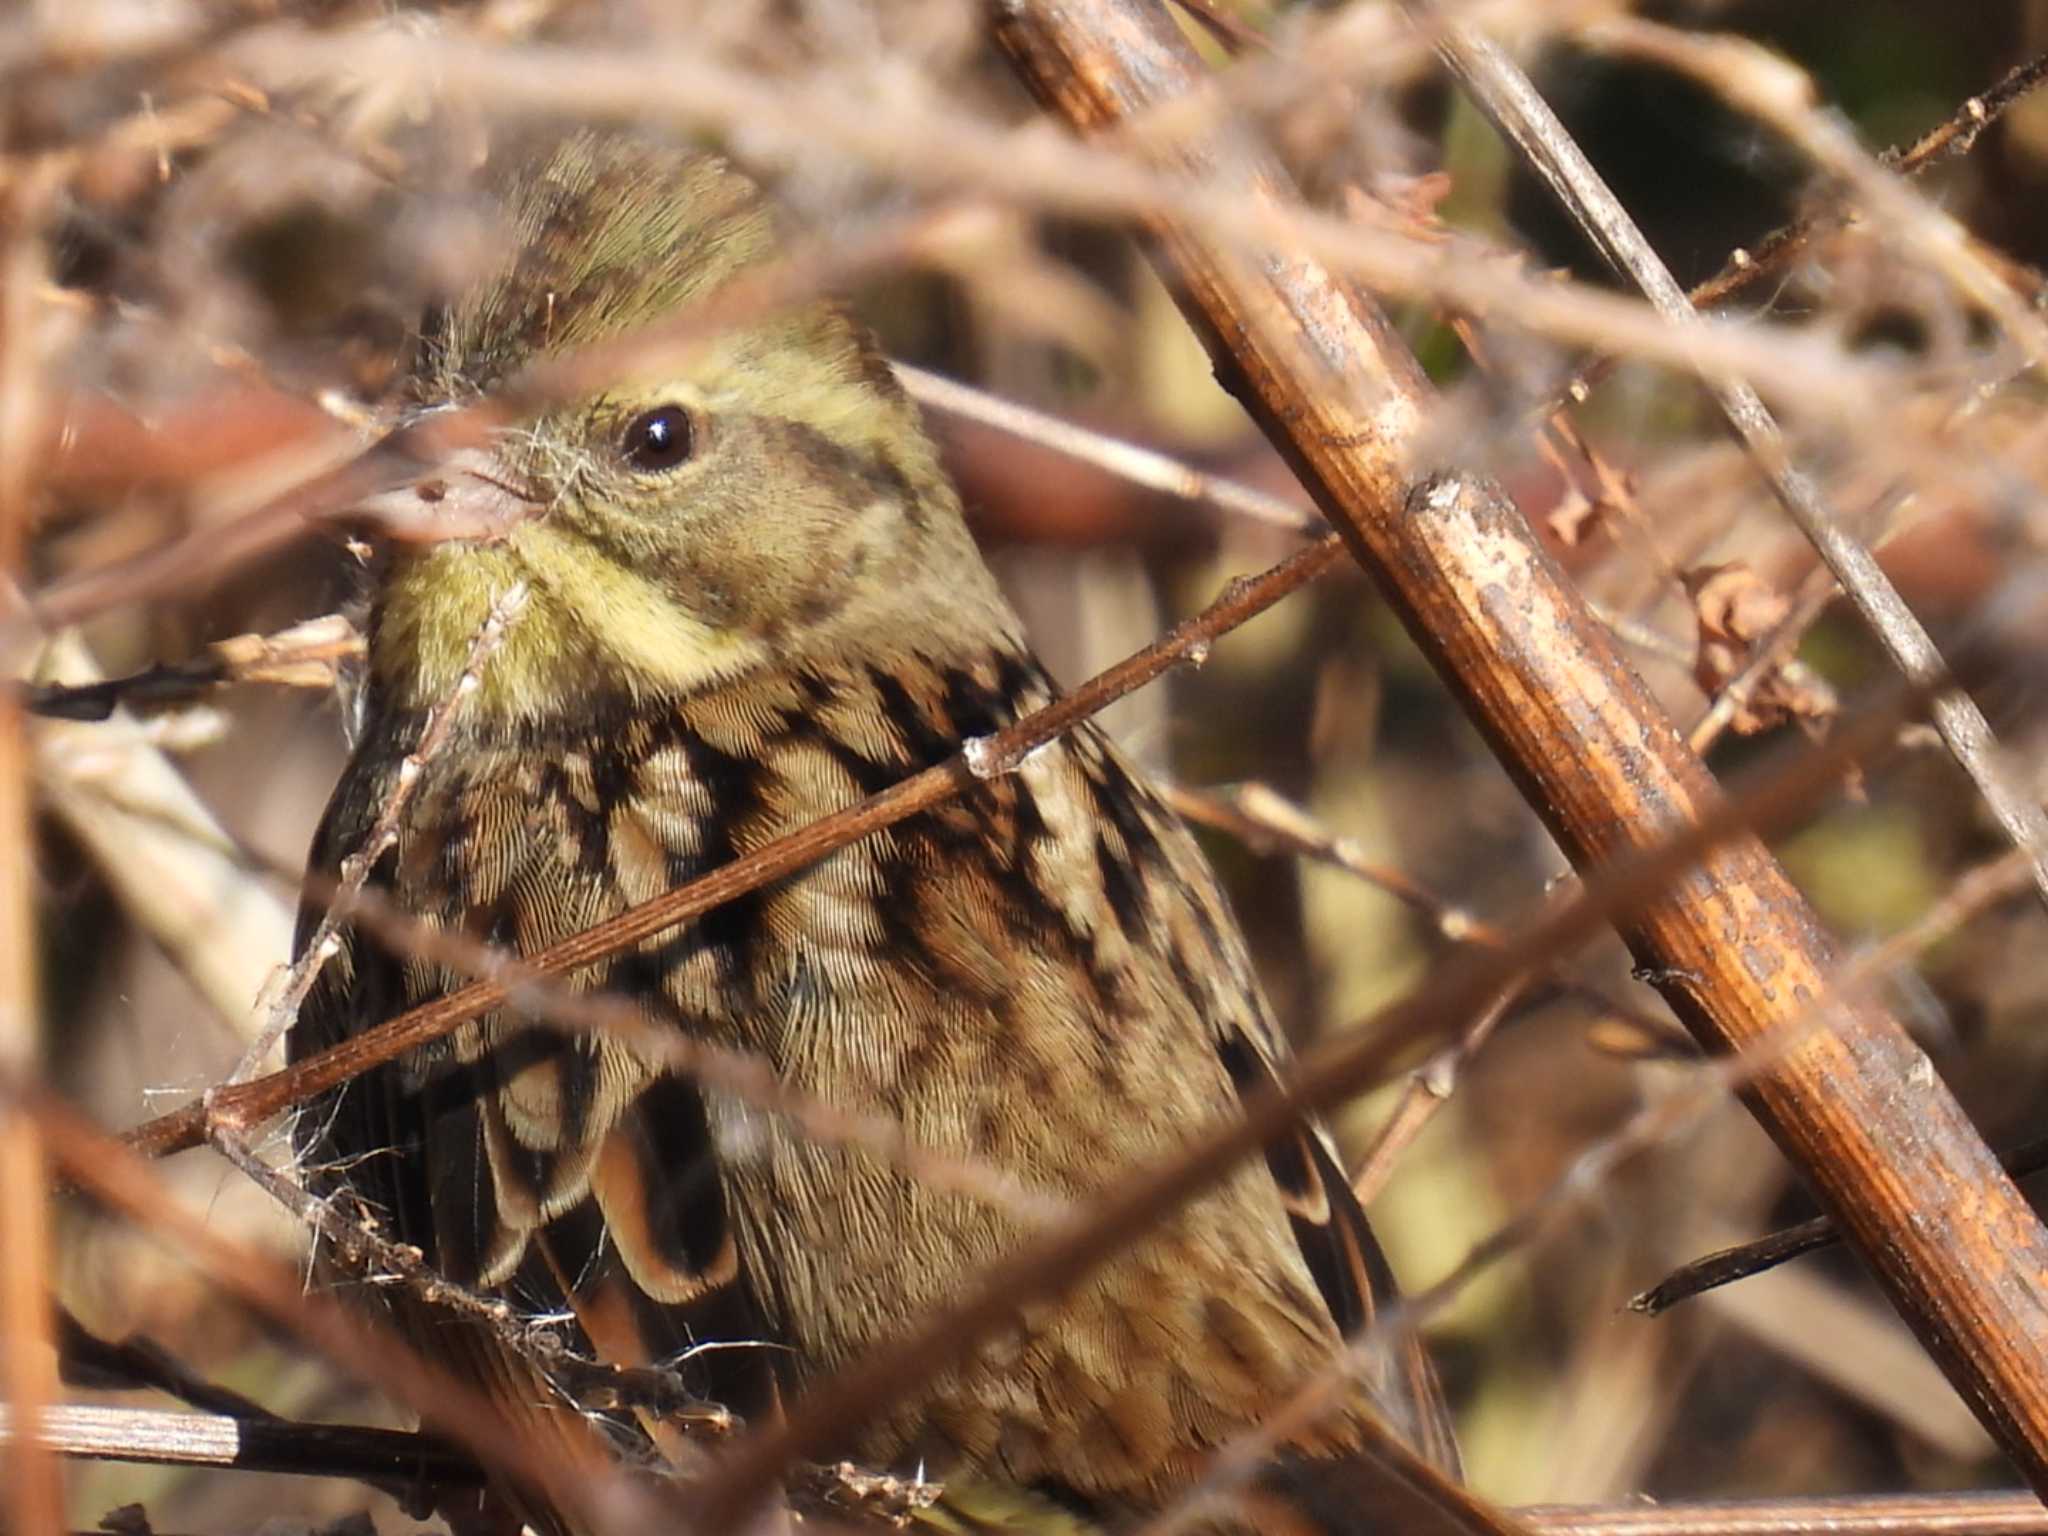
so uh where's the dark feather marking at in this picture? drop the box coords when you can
[673,728,768,1003]
[617,1074,733,1285]
[1157,927,1203,1009]
[425,782,477,893]
[867,665,953,763]
[866,844,973,1002]
[1094,833,1148,937]
[848,325,910,406]
[554,1037,600,1156]
[992,647,1047,705]
[1006,772,1050,873]
[620,1071,776,1417]
[1085,755,1168,886]
[1213,1031,1379,1338]
[938,663,1014,740]
[792,665,841,712]
[779,709,901,796]
[774,418,916,513]
[985,996,1060,1099]
[534,760,610,877]
[1213,1028,1463,1475]
[626,891,757,998]
[586,736,640,814]
[1026,1477,1110,1526]
[417,1055,498,1287]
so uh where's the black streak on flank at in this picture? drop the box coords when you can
[765,705,904,797]
[1006,769,1051,877]
[585,737,640,816]
[535,761,610,877]
[1088,756,1166,875]
[553,1036,601,1155]
[817,729,905,797]
[672,727,766,1007]
[939,663,1016,741]
[992,648,1048,712]
[867,665,953,764]
[1094,833,1148,935]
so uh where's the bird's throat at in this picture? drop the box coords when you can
[373,521,768,722]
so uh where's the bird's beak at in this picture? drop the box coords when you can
[352,442,542,546]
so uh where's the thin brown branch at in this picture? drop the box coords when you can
[1537,48,2048,417]
[1631,1206,1845,1320]
[1347,989,1515,1205]
[1891,52,2048,170]
[992,0,2048,1494]
[22,613,362,721]
[55,1309,276,1422]
[1167,780,1493,937]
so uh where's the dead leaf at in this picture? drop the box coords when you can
[1683,562,1837,735]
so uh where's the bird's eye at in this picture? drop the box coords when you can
[619,405,694,472]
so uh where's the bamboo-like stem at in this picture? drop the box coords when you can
[0,167,62,1536]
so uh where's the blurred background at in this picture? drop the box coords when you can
[18,0,2048,1528]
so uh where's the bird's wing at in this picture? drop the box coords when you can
[290,706,781,1458]
[1099,737,1464,1480]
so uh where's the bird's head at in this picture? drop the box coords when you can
[366,133,1006,722]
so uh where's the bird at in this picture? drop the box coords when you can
[292,130,1458,1534]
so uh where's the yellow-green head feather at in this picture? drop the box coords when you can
[372,132,1009,722]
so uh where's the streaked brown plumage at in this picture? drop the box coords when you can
[293,132,1456,1532]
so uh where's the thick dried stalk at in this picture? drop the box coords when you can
[0,170,61,1536]
[990,0,2048,1491]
